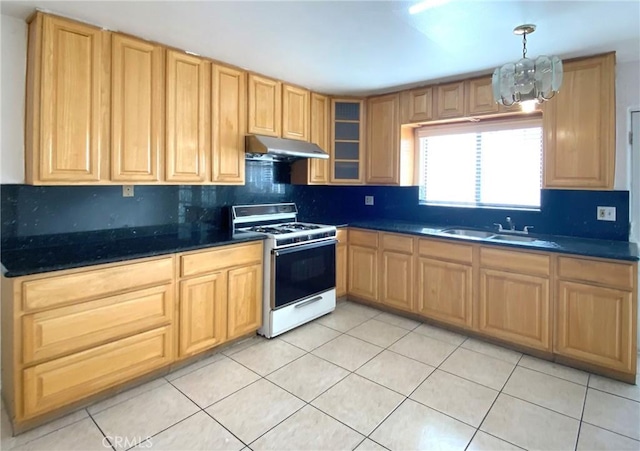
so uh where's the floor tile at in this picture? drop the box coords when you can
[267,354,349,401]
[375,311,421,330]
[347,318,409,348]
[207,379,304,443]
[312,334,383,371]
[576,422,640,451]
[411,369,498,427]
[1,406,88,450]
[354,438,388,451]
[356,350,435,396]
[481,394,580,451]
[278,322,341,351]
[589,373,640,402]
[133,411,243,451]
[11,418,106,451]
[229,339,305,376]
[440,347,515,390]
[503,366,587,419]
[87,378,167,415]
[388,332,457,367]
[316,306,371,332]
[413,323,467,346]
[460,338,522,364]
[170,356,260,408]
[92,384,199,451]
[518,355,589,385]
[467,431,523,451]
[311,374,404,435]
[339,301,381,319]
[221,335,263,356]
[583,388,640,440]
[370,399,475,451]
[250,405,364,451]
[165,352,225,381]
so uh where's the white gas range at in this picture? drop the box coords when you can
[231,203,337,338]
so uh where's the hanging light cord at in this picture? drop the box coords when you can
[522,32,528,58]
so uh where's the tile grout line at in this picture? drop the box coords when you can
[579,420,640,442]
[574,374,591,451]
[120,410,203,451]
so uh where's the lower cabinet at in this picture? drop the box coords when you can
[227,263,262,340]
[336,228,348,298]
[380,250,413,311]
[348,245,378,302]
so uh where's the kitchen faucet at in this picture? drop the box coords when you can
[506,216,515,230]
[493,216,533,234]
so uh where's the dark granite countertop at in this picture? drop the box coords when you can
[348,220,640,262]
[1,226,266,278]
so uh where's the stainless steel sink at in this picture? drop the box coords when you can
[489,234,538,243]
[441,228,496,239]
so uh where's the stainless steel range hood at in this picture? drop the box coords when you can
[245,135,329,161]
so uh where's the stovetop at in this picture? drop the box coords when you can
[245,222,325,235]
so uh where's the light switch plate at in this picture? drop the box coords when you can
[365,195,374,206]
[596,206,616,221]
[122,185,134,197]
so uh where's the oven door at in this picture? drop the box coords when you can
[271,239,337,309]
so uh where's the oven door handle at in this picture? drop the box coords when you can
[272,239,337,257]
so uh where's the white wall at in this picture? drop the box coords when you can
[0,14,27,184]
[615,60,640,191]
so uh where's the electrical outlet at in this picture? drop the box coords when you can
[597,206,616,221]
[122,185,134,198]
[365,195,374,206]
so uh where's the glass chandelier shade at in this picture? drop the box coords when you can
[492,25,563,108]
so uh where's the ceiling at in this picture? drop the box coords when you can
[2,1,639,95]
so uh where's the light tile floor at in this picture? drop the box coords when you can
[2,300,640,451]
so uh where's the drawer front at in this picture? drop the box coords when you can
[336,228,348,244]
[349,229,378,248]
[23,285,173,364]
[480,247,550,276]
[558,257,635,290]
[22,326,173,419]
[22,257,174,312]
[418,239,473,264]
[181,242,263,278]
[381,233,414,254]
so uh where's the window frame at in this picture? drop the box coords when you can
[415,115,543,211]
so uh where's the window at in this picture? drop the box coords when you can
[417,117,542,209]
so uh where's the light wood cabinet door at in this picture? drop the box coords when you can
[336,243,347,298]
[292,93,330,184]
[22,326,172,419]
[416,258,472,328]
[400,87,433,123]
[467,77,499,116]
[436,81,465,119]
[347,245,378,302]
[179,273,227,356]
[331,99,365,184]
[366,94,400,185]
[380,250,413,312]
[227,263,263,339]
[248,74,282,137]
[111,34,164,182]
[212,64,246,184]
[543,53,615,189]
[479,269,551,351]
[26,14,108,183]
[556,281,635,373]
[166,50,210,182]
[282,84,310,141]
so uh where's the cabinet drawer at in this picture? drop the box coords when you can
[349,230,378,248]
[336,228,348,244]
[480,247,550,276]
[22,257,174,312]
[181,242,263,277]
[557,257,635,290]
[381,233,414,254]
[23,285,173,364]
[418,239,472,264]
[22,326,172,418]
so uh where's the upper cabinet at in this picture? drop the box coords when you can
[111,34,164,182]
[291,93,330,185]
[165,50,211,182]
[367,94,400,184]
[400,87,433,124]
[247,74,282,137]
[436,81,465,119]
[466,76,500,116]
[543,53,616,189]
[25,13,109,184]
[282,84,310,141]
[212,64,246,184]
[331,99,365,184]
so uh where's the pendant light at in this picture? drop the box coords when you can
[492,24,563,112]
